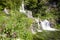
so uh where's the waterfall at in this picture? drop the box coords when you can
[20,0,33,18]
[40,19,57,31]
[31,19,58,34]
[20,0,58,34]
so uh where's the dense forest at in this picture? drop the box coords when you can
[0,0,60,40]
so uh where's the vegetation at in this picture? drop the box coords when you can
[0,0,60,40]
[25,0,60,28]
[0,10,33,40]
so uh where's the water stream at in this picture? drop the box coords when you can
[20,0,58,34]
[40,19,57,31]
[20,1,26,13]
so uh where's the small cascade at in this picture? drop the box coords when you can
[20,0,58,34]
[4,8,9,14]
[20,0,33,18]
[40,19,57,31]
[20,1,26,13]
[31,19,58,34]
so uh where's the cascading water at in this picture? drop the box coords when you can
[31,19,58,34]
[20,1,26,13]
[40,19,57,31]
[20,0,58,34]
[4,8,9,14]
[20,0,33,18]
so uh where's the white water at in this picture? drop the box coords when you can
[20,1,26,13]
[20,1,33,18]
[4,8,9,14]
[40,19,57,31]
[31,19,58,34]
[20,1,58,34]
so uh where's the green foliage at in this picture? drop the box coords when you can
[0,0,60,40]
[33,31,60,40]
[0,10,33,40]
[0,0,21,10]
